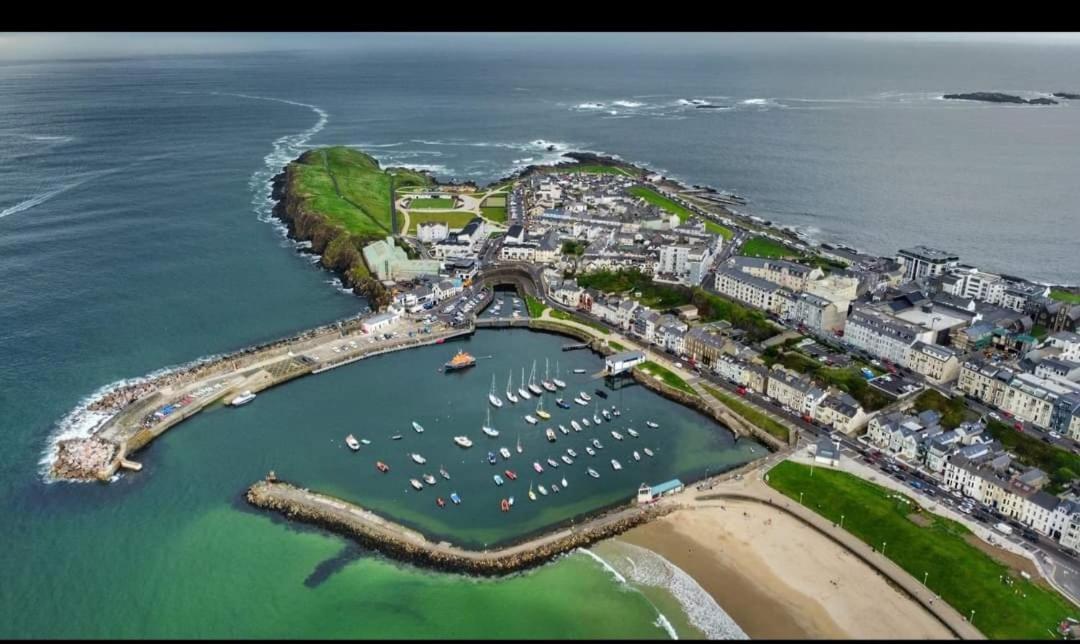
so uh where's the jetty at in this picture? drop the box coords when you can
[246,476,676,576]
[561,342,590,351]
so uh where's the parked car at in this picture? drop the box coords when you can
[989,412,1001,421]
[1014,421,1024,431]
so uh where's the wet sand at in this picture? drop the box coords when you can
[618,500,954,639]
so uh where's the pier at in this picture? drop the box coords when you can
[246,476,677,576]
[560,342,590,351]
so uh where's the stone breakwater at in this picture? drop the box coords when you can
[246,478,678,576]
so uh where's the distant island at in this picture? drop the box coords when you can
[943,92,1058,105]
[1052,92,1080,100]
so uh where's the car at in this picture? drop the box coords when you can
[988,412,1001,421]
[1014,421,1024,431]
[1050,431,1061,439]
[1042,436,1053,444]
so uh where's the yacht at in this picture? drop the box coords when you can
[508,496,515,506]
[437,497,446,508]
[627,428,639,438]
[601,409,612,421]
[499,447,512,460]
[555,398,571,409]
[552,361,567,389]
[345,434,360,451]
[643,448,655,457]
[505,372,519,404]
[545,428,557,442]
[376,461,390,473]
[500,498,510,512]
[409,479,424,491]
[560,455,573,465]
[411,453,427,464]
[580,392,592,402]
[524,414,538,425]
[391,434,403,440]
[645,421,659,429]
[533,461,544,473]
[538,485,548,496]
[504,469,517,481]
[453,436,473,448]
[566,448,577,458]
[573,397,588,406]
[535,397,551,420]
[593,412,603,424]
[611,459,623,471]
[423,474,437,486]
[488,375,504,408]
[542,359,557,392]
[558,424,569,435]
[518,368,532,400]
[412,421,425,433]
[587,468,600,478]
[528,361,544,396]
[439,467,451,480]
[546,457,559,469]
[592,439,603,449]
[633,451,641,462]
[528,484,537,501]
[582,418,591,427]
[493,474,504,486]
[612,407,621,418]
[571,420,582,432]
[228,390,256,407]
[611,431,623,441]
[585,446,596,456]
[560,477,568,488]
[482,408,499,437]
[594,389,609,399]
[516,434,523,454]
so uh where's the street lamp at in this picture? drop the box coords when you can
[799,491,804,506]
[923,571,929,587]
[882,541,887,557]
[840,514,845,529]
[970,609,975,625]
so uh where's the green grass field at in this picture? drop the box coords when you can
[690,288,780,343]
[765,350,891,412]
[292,147,430,239]
[576,269,693,309]
[1051,290,1080,304]
[608,340,627,352]
[910,390,977,429]
[627,186,734,240]
[407,197,456,209]
[405,211,477,235]
[549,308,610,335]
[524,294,547,318]
[480,205,508,223]
[766,461,1076,639]
[985,419,1080,495]
[637,361,697,397]
[701,384,789,441]
[739,236,803,259]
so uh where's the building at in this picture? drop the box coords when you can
[606,350,646,374]
[714,267,793,316]
[813,438,841,466]
[766,365,827,416]
[657,242,715,286]
[812,391,868,434]
[362,236,442,281]
[416,221,449,244]
[906,341,961,384]
[684,327,728,370]
[943,267,1006,305]
[361,310,401,334]
[637,479,685,504]
[730,256,823,292]
[896,246,960,281]
[844,304,935,367]
[457,217,486,245]
[787,291,847,334]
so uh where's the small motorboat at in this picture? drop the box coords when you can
[423,474,437,486]
[601,409,612,420]
[560,477,568,488]
[493,474,504,486]
[633,451,641,462]
[573,368,587,374]
[587,468,600,478]
[360,438,372,445]
[558,424,569,435]
[574,397,587,406]
[500,498,510,512]
[582,418,591,427]
[500,447,512,460]
[487,451,497,465]
[611,459,622,471]
[437,497,446,508]
[524,415,538,425]
[627,428,639,438]
[551,484,560,494]
[580,392,592,402]
[411,453,427,465]
[556,398,571,409]
[546,428,557,442]
[439,467,450,480]
[611,431,623,441]
[538,485,549,496]
[454,436,473,448]
[345,434,361,451]
[612,408,621,417]
[450,492,462,505]
[585,446,596,456]
[412,421,425,433]
[592,439,603,449]
[516,435,523,454]
[376,461,390,473]
[228,391,256,407]
[566,448,578,458]
[391,434,403,441]
[643,448,655,457]
[504,469,517,481]
[593,414,602,424]
[546,457,559,469]
[560,455,573,465]
[409,479,424,490]
[533,461,544,473]
[571,420,582,432]
[509,496,515,506]
[645,421,659,429]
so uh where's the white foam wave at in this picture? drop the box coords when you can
[574,102,607,110]
[0,132,75,143]
[576,547,627,584]
[741,98,770,105]
[390,163,451,175]
[597,541,749,640]
[612,100,644,108]
[654,614,679,640]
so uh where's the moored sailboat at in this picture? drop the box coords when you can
[518,367,532,400]
[505,371,519,404]
[488,375,503,408]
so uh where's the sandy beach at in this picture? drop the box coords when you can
[618,499,954,639]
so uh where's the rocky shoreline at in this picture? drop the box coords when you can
[943,92,1058,105]
[246,477,678,577]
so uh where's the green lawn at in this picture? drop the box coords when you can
[524,294,547,318]
[1051,290,1080,304]
[549,308,610,335]
[405,211,477,235]
[291,147,430,239]
[701,384,789,441]
[767,461,1077,640]
[561,240,588,256]
[608,340,627,352]
[637,361,697,397]
[690,288,780,343]
[739,236,803,259]
[627,186,733,240]
[576,268,693,309]
[407,197,456,209]
[910,389,977,429]
[480,206,508,223]
[985,419,1080,495]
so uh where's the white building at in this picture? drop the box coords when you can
[361,310,401,334]
[896,245,960,281]
[906,341,961,384]
[714,268,792,316]
[942,267,1006,305]
[416,221,449,244]
[786,292,847,334]
[844,304,935,367]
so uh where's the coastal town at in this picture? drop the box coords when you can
[48,147,1080,640]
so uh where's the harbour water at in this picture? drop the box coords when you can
[3,36,1079,637]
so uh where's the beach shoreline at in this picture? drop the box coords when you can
[616,501,955,640]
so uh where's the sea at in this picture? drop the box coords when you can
[1,35,1079,638]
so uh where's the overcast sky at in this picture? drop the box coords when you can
[2,32,1080,62]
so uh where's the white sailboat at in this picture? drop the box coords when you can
[488,374,503,408]
[518,367,532,400]
[542,358,557,392]
[516,432,523,454]
[482,407,499,437]
[553,361,567,389]
[505,371,519,404]
[528,360,543,396]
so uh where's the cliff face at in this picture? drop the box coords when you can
[271,161,390,309]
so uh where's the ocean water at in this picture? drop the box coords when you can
[1,36,1079,637]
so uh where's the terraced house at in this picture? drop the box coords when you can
[765,365,827,416]
[843,303,934,367]
[713,267,792,316]
[729,256,823,292]
[905,340,961,384]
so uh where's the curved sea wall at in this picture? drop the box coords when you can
[247,478,677,577]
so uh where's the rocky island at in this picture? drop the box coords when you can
[943,92,1058,105]
[1052,92,1080,100]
